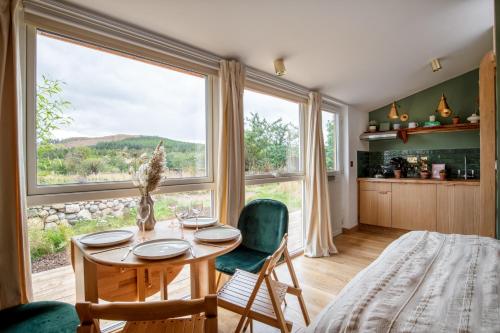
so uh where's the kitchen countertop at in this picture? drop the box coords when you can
[358,177,479,186]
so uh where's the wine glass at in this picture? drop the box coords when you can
[137,203,151,242]
[191,200,204,231]
[175,205,189,239]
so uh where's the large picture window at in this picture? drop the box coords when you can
[322,110,340,172]
[244,89,301,176]
[29,31,211,195]
[243,88,305,252]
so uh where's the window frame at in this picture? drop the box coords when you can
[25,26,217,206]
[321,108,342,176]
[243,85,307,253]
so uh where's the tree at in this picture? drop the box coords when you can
[324,119,336,170]
[244,113,299,173]
[36,75,72,145]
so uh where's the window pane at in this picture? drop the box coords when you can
[35,31,207,185]
[322,111,338,171]
[28,190,211,303]
[245,181,303,252]
[244,90,301,175]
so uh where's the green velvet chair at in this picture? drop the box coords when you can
[215,199,289,276]
[0,301,79,333]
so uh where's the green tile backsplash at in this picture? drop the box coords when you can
[357,148,480,179]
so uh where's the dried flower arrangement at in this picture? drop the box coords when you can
[131,141,165,196]
[129,141,165,230]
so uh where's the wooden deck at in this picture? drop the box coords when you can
[32,225,405,332]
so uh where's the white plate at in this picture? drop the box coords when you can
[133,239,190,260]
[79,230,134,248]
[194,226,241,243]
[182,217,218,228]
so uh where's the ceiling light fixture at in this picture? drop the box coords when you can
[431,58,442,72]
[387,101,400,120]
[436,93,452,117]
[274,58,286,76]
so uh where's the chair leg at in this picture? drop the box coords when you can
[216,271,222,290]
[297,293,311,325]
[265,276,289,333]
[243,317,253,333]
[272,271,287,307]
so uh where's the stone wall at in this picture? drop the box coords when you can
[28,198,138,229]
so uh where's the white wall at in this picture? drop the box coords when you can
[326,105,368,235]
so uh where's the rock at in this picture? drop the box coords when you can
[66,214,77,220]
[98,203,107,210]
[57,212,66,220]
[113,203,124,211]
[27,208,38,218]
[113,200,119,206]
[102,208,112,216]
[59,219,69,226]
[53,203,65,210]
[112,210,124,218]
[107,201,114,208]
[39,210,49,218]
[128,201,137,208]
[45,222,58,229]
[42,206,51,211]
[77,209,92,220]
[45,214,59,223]
[28,217,44,229]
[49,208,57,215]
[65,204,80,213]
[85,204,91,209]
[89,205,98,213]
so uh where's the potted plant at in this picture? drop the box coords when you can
[439,169,447,181]
[368,120,378,132]
[390,157,407,178]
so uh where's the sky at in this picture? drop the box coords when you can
[37,32,299,144]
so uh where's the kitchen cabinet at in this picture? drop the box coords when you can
[358,179,482,235]
[392,183,437,231]
[359,183,391,227]
[437,184,480,235]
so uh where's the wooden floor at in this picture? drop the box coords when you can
[32,225,406,332]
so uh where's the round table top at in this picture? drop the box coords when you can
[72,221,241,268]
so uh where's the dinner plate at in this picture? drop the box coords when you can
[132,239,190,260]
[194,226,241,243]
[182,217,218,228]
[79,230,134,248]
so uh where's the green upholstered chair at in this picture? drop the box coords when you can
[0,301,79,333]
[215,199,289,276]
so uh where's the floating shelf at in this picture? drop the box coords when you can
[360,123,480,143]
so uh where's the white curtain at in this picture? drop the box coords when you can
[217,60,246,227]
[0,0,31,309]
[304,92,338,257]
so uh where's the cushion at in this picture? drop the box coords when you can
[238,199,288,254]
[0,301,79,333]
[215,245,270,275]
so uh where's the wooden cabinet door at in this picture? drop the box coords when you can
[437,185,480,235]
[377,191,392,227]
[391,183,437,231]
[359,190,378,225]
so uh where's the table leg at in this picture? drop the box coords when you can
[73,242,98,303]
[137,268,146,301]
[160,268,168,300]
[190,259,216,298]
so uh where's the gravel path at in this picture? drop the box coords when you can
[32,251,71,274]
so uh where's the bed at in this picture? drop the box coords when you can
[307,231,500,332]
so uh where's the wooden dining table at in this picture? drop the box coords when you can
[70,222,241,303]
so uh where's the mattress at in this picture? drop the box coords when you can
[306,231,500,332]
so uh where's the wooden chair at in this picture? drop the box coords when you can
[76,295,217,333]
[217,234,310,333]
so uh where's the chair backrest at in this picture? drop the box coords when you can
[238,199,288,254]
[263,234,288,276]
[76,295,217,333]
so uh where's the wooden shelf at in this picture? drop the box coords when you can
[398,123,479,143]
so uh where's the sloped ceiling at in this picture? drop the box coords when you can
[63,0,494,111]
